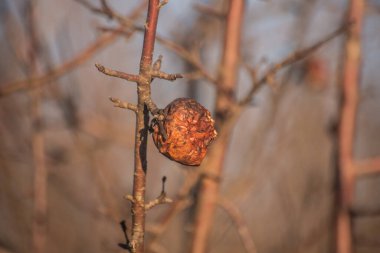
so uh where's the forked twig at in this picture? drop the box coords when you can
[145,177,173,211]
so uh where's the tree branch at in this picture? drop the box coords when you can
[129,1,169,252]
[23,2,48,253]
[109,97,138,112]
[98,27,217,84]
[146,170,199,252]
[95,64,140,82]
[239,22,350,107]
[145,177,173,211]
[86,1,178,252]
[336,1,364,253]
[191,1,244,252]
[151,70,183,81]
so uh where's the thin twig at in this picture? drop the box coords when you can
[151,70,183,81]
[76,0,135,27]
[146,170,199,252]
[109,97,138,112]
[150,55,183,81]
[145,194,173,211]
[155,35,217,84]
[239,22,351,106]
[0,34,118,97]
[101,25,217,84]
[145,177,173,211]
[95,64,140,82]
[23,2,48,253]
[218,198,257,253]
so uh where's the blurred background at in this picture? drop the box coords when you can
[0,0,379,253]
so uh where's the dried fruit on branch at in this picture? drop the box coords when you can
[151,98,217,166]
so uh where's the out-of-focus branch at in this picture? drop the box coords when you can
[336,1,364,253]
[76,0,137,27]
[90,0,218,85]
[239,22,350,107]
[24,1,47,253]
[0,2,147,98]
[0,33,117,97]
[355,157,380,176]
[218,198,257,253]
[156,35,217,84]
[191,1,245,252]
[194,3,227,19]
[99,25,217,84]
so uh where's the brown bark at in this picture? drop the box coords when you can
[336,0,364,253]
[25,1,47,253]
[31,67,47,253]
[130,1,161,252]
[191,1,245,252]
[31,89,47,253]
[92,1,182,251]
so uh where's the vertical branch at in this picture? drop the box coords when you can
[31,82,47,253]
[92,1,174,251]
[214,0,243,128]
[337,0,364,253]
[131,0,161,252]
[26,1,48,253]
[31,86,47,253]
[191,1,245,253]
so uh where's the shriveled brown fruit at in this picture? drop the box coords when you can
[151,98,217,166]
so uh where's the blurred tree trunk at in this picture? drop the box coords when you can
[24,1,48,252]
[337,0,364,253]
[191,1,244,252]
